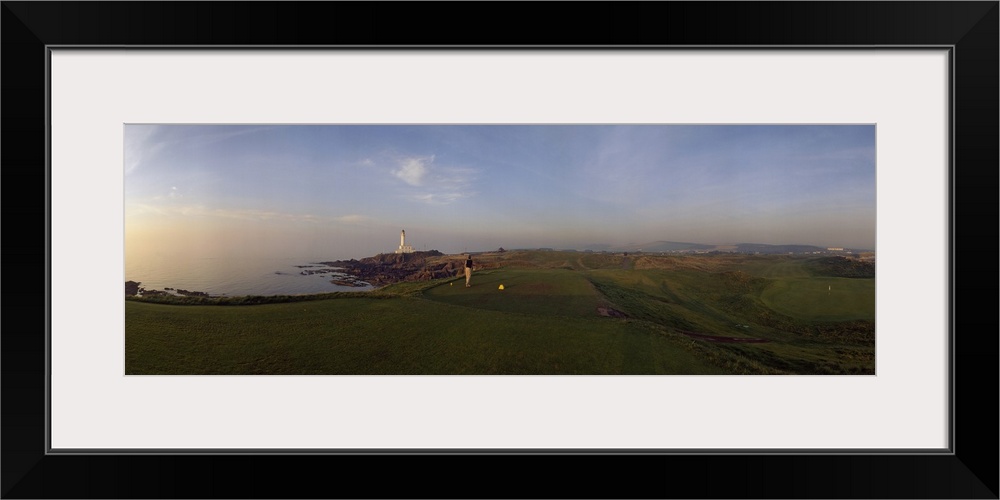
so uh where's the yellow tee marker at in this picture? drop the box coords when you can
[498,284,504,290]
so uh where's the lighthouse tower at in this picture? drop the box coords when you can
[395,229,414,254]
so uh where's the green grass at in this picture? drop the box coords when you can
[126,290,722,375]
[424,269,599,318]
[125,252,876,375]
[760,277,875,321]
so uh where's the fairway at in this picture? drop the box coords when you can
[423,269,599,318]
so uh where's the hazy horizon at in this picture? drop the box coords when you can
[125,124,876,262]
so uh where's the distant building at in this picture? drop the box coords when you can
[395,229,415,254]
[827,247,845,252]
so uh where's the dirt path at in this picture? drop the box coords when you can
[597,307,628,318]
[678,330,770,343]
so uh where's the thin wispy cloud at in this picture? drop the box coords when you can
[129,202,379,228]
[125,125,274,175]
[210,208,322,223]
[393,155,433,186]
[409,192,472,205]
[128,204,323,223]
[124,126,165,174]
[334,214,371,224]
[150,187,184,202]
[389,155,479,206]
[193,126,274,146]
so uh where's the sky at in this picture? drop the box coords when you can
[125,124,876,261]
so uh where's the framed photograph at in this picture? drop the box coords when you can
[4,2,996,498]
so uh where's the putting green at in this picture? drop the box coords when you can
[759,277,875,321]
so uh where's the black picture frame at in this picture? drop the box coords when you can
[3,2,996,498]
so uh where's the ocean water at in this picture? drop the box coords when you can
[124,255,374,297]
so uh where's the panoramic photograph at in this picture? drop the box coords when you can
[125,124,876,375]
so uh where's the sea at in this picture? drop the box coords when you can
[124,255,375,297]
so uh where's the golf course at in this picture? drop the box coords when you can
[125,250,875,375]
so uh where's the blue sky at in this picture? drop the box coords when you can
[125,124,876,260]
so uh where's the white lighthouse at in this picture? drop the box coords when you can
[395,229,414,254]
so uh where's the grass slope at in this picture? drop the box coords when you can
[125,251,875,375]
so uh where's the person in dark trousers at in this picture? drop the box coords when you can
[464,255,474,287]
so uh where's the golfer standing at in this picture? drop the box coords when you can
[464,255,474,287]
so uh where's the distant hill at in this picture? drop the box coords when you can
[611,241,715,252]
[600,241,853,254]
[732,243,827,254]
[806,256,876,278]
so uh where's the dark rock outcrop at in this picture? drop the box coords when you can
[125,281,210,298]
[318,250,457,287]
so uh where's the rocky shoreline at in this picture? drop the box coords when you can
[319,250,465,288]
[125,250,463,298]
[296,267,370,287]
[125,280,213,298]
